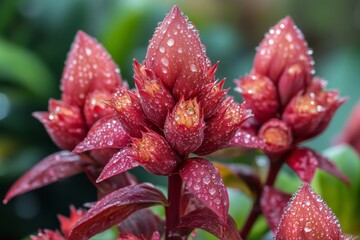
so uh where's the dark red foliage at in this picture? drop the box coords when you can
[4,151,84,204]
[68,184,167,240]
[180,158,229,225]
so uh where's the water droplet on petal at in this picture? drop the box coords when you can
[159,46,165,53]
[167,38,174,46]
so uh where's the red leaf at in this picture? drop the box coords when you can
[176,207,242,240]
[179,158,229,225]
[276,183,344,240]
[61,31,122,107]
[260,186,291,232]
[4,151,83,204]
[286,148,319,182]
[145,5,208,100]
[117,209,164,239]
[97,147,140,183]
[68,183,167,240]
[74,115,130,153]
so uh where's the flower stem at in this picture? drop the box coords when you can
[165,174,183,240]
[240,157,283,239]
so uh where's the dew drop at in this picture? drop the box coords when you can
[162,68,168,74]
[85,48,92,56]
[161,57,169,67]
[203,177,210,185]
[190,64,197,72]
[304,227,312,233]
[159,46,165,53]
[194,183,200,191]
[167,38,174,46]
[209,188,216,195]
[178,47,183,53]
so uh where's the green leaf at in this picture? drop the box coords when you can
[312,144,360,235]
[0,38,55,98]
[90,227,119,240]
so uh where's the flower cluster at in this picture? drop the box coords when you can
[3,5,357,240]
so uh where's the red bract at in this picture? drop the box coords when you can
[58,206,86,237]
[145,6,207,100]
[253,16,313,106]
[33,99,87,151]
[61,31,122,107]
[275,183,354,240]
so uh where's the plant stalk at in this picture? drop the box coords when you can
[240,158,283,239]
[165,174,183,240]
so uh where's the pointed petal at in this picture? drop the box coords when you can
[61,31,122,106]
[3,151,83,204]
[276,183,343,240]
[58,206,86,237]
[74,115,130,153]
[145,6,208,99]
[33,99,87,151]
[83,90,114,127]
[68,183,167,240]
[96,147,139,183]
[286,148,319,182]
[164,98,205,154]
[260,186,291,232]
[180,158,229,225]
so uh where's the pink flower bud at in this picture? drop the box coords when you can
[145,6,208,100]
[236,73,278,122]
[83,90,114,127]
[164,98,205,155]
[254,17,314,105]
[132,131,180,175]
[198,79,228,120]
[196,98,251,155]
[133,60,175,128]
[61,31,122,107]
[259,119,292,153]
[33,99,87,151]
[108,87,152,138]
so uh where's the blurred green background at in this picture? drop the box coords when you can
[0,0,359,239]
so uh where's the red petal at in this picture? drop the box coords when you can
[276,183,343,240]
[180,158,229,225]
[260,186,291,232]
[83,90,114,127]
[132,130,180,175]
[254,17,313,85]
[58,206,86,237]
[145,6,208,99]
[96,147,139,183]
[3,151,83,204]
[73,115,130,153]
[61,31,122,106]
[286,148,319,182]
[33,99,87,151]
[164,98,205,154]
[68,183,167,240]
[134,60,175,128]
[236,73,278,122]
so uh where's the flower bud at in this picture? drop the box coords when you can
[259,119,292,153]
[145,6,207,100]
[196,98,251,155]
[133,60,175,128]
[164,98,205,155]
[33,99,87,151]
[108,87,152,138]
[83,90,114,127]
[61,31,122,107]
[132,131,180,175]
[254,17,313,85]
[236,73,278,122]
[198,79,228,120]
